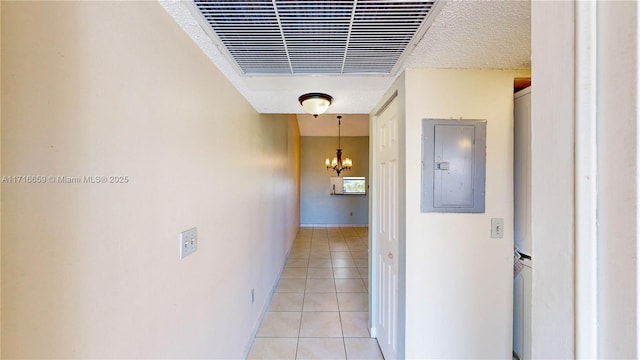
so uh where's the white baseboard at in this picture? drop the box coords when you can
[300,223,368,228]
[241,243,292,359]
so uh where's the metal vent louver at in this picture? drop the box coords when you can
[193,0,436,75]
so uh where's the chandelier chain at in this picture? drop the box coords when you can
[325,115,352,176]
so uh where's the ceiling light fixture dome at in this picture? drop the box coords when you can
[298,92,333,117]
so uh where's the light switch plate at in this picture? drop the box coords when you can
[180,227,197,259]
[491,218,504,239]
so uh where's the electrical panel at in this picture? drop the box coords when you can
[421,119,486,213]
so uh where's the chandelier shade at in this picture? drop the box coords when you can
[298,92,333,117]
[325,115,352,176]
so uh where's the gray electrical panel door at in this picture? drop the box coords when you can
[421,119,486,213]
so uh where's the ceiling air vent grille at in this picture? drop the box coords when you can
[193,0,436,75]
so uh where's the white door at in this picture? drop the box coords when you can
[374,97,399,359]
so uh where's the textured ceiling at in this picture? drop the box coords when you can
[160,0,530,118]
[404,0,531,69]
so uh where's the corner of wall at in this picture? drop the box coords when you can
[400,69,524,358]
[0,0,3,356]
[240,113,301,359]
[531,1,576,358]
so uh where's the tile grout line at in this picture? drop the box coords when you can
[294,228,312,359]
[335,228,349,359]
[250,227,373,359]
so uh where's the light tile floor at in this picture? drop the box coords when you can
[248,226,384,360]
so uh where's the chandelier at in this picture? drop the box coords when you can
[325,115,352,176]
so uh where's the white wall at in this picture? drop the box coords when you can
[531,2,640,357]
[0,2,3,356]
[530,2,576,358]
[1,2,299,358]
[400,69,528,358]
[596,1,638,357]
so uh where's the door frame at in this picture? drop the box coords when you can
[369,90,405,359]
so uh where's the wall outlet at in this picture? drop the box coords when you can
[491,218,504,239]
[180,227,197,259]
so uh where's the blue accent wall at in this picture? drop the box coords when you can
[300,136,369,225]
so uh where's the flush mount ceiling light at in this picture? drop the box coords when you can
[298,93,333,117]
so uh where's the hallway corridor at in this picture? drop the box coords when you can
[247,226,383,359]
